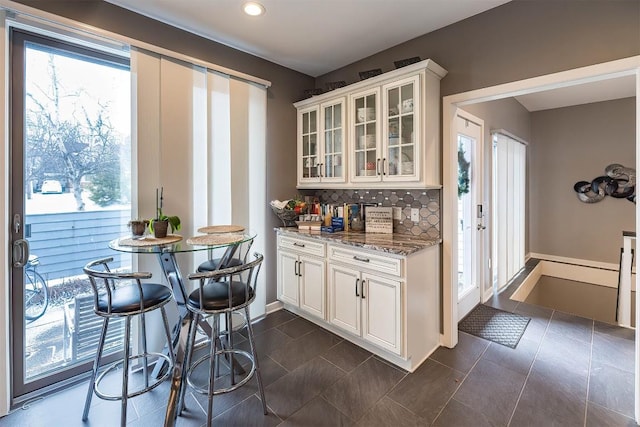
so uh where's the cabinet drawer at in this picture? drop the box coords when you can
[278,235,325,257]
[328,245,402,277]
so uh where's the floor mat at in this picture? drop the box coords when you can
[459,304,530,348]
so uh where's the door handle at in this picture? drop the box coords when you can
[13,238,29,268]
[355,278,360,297]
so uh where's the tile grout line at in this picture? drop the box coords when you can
[583,320,595,427]
[505,308,554,427]
[429,338,491,425]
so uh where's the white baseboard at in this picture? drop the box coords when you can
[511,262,543,301]
[529,252,619,272]
[511,255,636,302]
[266,300,284,314]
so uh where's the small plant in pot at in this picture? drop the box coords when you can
[128,219,149,237]
[148,187,181,238]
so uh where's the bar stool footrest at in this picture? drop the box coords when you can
[186,348,255,395]
[94,352,173,401]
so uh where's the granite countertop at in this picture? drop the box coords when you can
[275,227,441,256]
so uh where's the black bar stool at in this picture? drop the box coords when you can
[178,252,267,425]
[82,257,175,427]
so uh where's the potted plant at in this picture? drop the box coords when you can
[148,187,181,238]
[128,219,149,236]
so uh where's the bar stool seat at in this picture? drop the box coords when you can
[187,280,255,310]
[82,257,175,427]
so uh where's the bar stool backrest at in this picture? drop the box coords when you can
[83,257,153,315]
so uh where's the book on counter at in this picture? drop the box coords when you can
[321,217,344,233]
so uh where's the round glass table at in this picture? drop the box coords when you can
[109,230,256,425]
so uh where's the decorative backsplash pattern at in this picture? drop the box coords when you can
[303,189,441,239]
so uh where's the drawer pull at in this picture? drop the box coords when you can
[355,278,360,297]
[293,242,306,248]
[353,255,370,263]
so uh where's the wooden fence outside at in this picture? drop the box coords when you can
[26,209,132,282]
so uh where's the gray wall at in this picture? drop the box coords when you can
[16,0,314,304]
[316,0,640,97]
[530,98,636,264]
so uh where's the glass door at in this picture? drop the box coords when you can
[299,106,319,182]
[456,113,485,321]
[383,76,419,180]
[321,99,345,183]
[10,29,131,398]
[352,89,380,182]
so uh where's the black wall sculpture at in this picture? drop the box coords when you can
[574,163,636,204]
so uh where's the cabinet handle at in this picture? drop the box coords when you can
[293,242,306,248]
[316,163,321,177]
[320,163,324,177]
[361,279,366,299]
[355,278,360,297]
[298,261,303,277]
[376,158,381,175]
[353,255,370,263]
[294,260,299,276]
[382,158,386,176]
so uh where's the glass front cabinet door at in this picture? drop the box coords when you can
[382,75,420,182]
[298,99,346,185]
[320,98,346,183]
[298,106,320,183]
[350,88,380,183]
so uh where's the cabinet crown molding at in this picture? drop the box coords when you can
[294,59,447,108]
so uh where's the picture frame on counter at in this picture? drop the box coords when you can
[365,206,393,233]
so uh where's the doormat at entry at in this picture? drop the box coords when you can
[459,304,530,348]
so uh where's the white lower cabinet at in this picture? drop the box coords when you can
[328,263,402,355]
[277,237,326,319]
[277,232,439,372]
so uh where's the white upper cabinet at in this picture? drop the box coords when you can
[297,98,347,185]
[294,59,446,189]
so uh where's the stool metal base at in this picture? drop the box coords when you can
[186,348,255,396]
[94,352,173,401]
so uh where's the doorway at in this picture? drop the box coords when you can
[441,56,640,350]
[455,112,485,320]
[10,29,131,400]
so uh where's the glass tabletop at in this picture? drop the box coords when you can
[109,231,256,254]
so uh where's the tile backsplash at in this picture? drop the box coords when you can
[302,189,441,239]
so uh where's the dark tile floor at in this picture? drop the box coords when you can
[1,275,637,426]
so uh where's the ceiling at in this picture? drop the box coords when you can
[104,0,511,77]
[104,0,636,110]
[515,75,637,112]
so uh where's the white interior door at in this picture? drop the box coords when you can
[456,113,485,320]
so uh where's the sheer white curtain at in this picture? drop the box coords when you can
[131,47,267,319]
[492,131,526,290]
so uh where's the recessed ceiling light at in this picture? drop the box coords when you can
[243,2,265,17]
